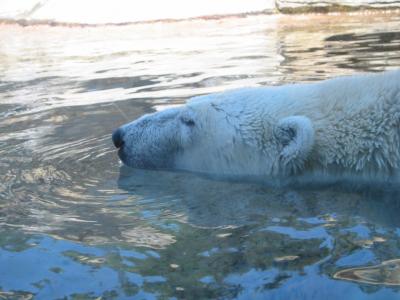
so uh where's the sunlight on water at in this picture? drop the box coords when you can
[1,12,400,299]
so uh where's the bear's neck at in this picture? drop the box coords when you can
[311,93,400,180]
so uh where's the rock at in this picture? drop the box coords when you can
[276,0,400,13]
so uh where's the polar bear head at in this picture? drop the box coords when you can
[112,89,315,179]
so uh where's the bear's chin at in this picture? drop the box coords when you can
[118,148,175,170]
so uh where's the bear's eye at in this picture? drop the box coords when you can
[180,116,195,127]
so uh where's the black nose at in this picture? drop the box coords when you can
[112,128,124,148]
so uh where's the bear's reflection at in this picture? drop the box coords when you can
[117,167,400,287]
[117,166,400,229]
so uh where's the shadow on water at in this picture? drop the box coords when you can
[117,166,400,229]
[324,31,400,71]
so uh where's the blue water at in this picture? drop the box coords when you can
[1,13,400,299]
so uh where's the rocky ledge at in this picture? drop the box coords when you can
[276,0,400,13]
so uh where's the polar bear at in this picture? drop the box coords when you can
[112,70,400,186]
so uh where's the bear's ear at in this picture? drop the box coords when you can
[274,116,314,173]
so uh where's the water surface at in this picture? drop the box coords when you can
[1,13,400,299]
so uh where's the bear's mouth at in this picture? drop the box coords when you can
[117,148,128,165]
[117,147,171,170]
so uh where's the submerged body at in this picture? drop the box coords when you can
[113,70,400,186]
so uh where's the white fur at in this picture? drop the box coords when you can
[116,70,400,186]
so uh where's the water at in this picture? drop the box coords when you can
[1,12,400,299]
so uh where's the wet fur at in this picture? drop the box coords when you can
[115,70,400,186]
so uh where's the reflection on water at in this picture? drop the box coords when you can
[334,259,400,286]
[1,12,400,299]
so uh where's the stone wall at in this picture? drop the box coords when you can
[276,0,400,13]
[0,0,400,25]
